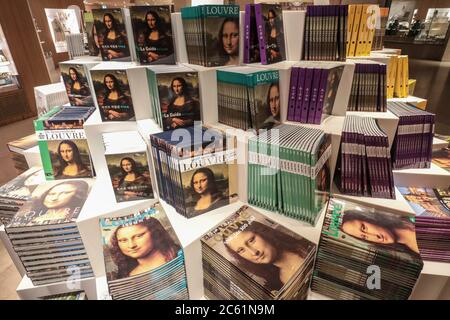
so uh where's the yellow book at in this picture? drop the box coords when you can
[348,4,362,57]
[355,5,369,56]
[408,79,416,96]
[387,55,397,98]
[347,5,356,57]
[395,56,403,98]
[403,56,409,98]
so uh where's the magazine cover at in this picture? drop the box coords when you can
[322,198,423,262]
[202,205,316,295]
[60,64,93,106]
[0,167,44,201]
[7,179,93,227]
[432,148,450,172]
[260,4,286,64]
[204,5,240,67]
[130,5,175,65]
[91,69,135,121]
[254,70,281,130]
[157,72,201,130]
[92,8,131,61]
[100,204,183,281]
[399,187,450,219]
[322,66,344,116]
[106,152,154,202]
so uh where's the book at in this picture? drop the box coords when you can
[146,65,201,131]
[60,62,96,107]
[103,131,154,203]
[100,203,189,300]
[5,179,94,286]
[254,3,286,65]
[312,197,423,300]
[91,68,136,121]
[201,205,316,300]
[84,12,99,57]
[217,67,281,131]
[181,5,240,67]
[248,124,331,224]
[130,5,175,65]
[243,4,261,64]
[34,106,96,181]
[150,126,238,218]
[92,8,131,61]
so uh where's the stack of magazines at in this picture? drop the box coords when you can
[388,101,435,169]
[103,131,154,203]
[146,65,201,131]
[0,167,45,225]
[248,124,331,225]
[337,115,395,199]
[100,203,189,300]
[399,187,450,262]
[286,63,344,124]
[5,179,94,286]
[348,61,387,112]
[311,197,423,300]
[150,126,238,218]
[41,291,87,300]
[303,5,348,61]
[35,106,96,181]
[217,67,281,131]
[201,205,316,300]
[181,4,240,67]
[243,3,286,65]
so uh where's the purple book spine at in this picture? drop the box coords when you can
[301,68,314,123]
[243,4,251,64]
[255,4,267,65]
[294,68,306,122]
[287,67,299,121]
[308,68,322,124]
[314,69,329,124]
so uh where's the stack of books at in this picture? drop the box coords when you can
[386,55,409,98]
[5,179,94,286]
[348,61,387,112]
[217,67,280,131]
[7,134,38,173]
[100,204,189,300]
[103,131,154,203]
[303,5,348,61]
[150,126,238,218]
[248,124,331,225]
[337,115,395,199]
[41,291,87,300]
[66,34,86,59]
[34,83,69,117]
[286,63,344,124]
[243,3,286,65]
[388,102,435,169]
[34,106,96,181]
[372,8,389,51]
[181,4,240,67]
[311,197,423,300]
[399,187,450,263]
[146,65,201,131]
[202,205,316,300]
[346,4,378,57]
[0,167,45,225]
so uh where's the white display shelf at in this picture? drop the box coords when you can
[393,163,450,188]
[23,146,42,168]
[307,290,333,300]
[433,137,448,151]
[422,261,450,278]
[16,275,97,300]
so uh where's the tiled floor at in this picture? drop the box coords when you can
[0,117,35,300]
[0,59,449,300]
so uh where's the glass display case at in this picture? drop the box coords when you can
[0,22,20,93]
[415,8,450,43]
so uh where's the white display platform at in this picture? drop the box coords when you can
[433,137,449,151]
[0,225,26,277]
[393,163,450,188]
[16,275,97,300]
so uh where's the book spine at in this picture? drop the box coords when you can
[301,68,314,123]
[294,68,306,122]
[308,68,322,124]
[314,69,329,124]
[243,4,251,64]
[254,4,267,65]
[287,67,299,121]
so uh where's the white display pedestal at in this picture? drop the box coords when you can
[393,163,450,188]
